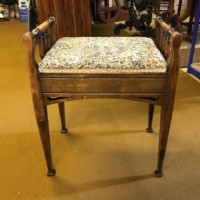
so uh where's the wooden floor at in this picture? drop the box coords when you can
[0,19,200,200]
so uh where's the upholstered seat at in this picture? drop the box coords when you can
[39,37,167,73]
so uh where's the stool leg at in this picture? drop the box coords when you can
[58,102,68,133]
[146,103,154,133]
[35,105,56,176]
[155,96,175,177]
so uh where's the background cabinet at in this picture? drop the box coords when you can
[35,0,91,38]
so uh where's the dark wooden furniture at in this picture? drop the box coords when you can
[114,0,154,36]
[23,16,182,177]
[0,0,17,21]
[35,0,91,38]
[113,0,181,36]
[178,0,198,38]
[97,0,122,23]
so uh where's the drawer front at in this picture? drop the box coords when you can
[41,78,166,93]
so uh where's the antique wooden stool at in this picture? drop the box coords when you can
[23,16,182,177]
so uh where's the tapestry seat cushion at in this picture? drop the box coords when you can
[38,37,167,73]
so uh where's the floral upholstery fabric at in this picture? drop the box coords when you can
[38,37,167,73]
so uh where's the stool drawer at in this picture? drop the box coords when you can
[41,77,166,93]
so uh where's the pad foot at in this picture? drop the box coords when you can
[154,170,163,177]
[47,169,56,176]
[61,128,68,134]
[146,128,153,133]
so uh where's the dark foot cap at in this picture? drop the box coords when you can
[47,169,56,176]
[146,128,153,133]
[61,128,68,134]
[154,170,163,177]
